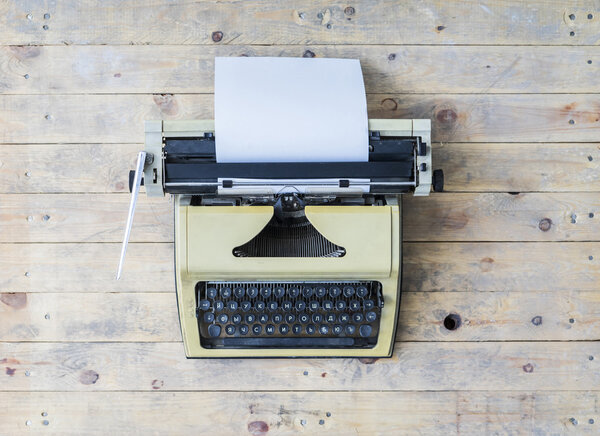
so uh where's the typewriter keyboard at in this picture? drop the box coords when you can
[196,281,384,349]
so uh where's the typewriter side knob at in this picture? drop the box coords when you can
[432,169,444,192]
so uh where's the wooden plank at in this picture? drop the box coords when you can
[2,291,599,342]
[0,243,173,293]
[3,45,600,95]
[403,242,600,292]
[3,143,598,194]
[1,94,599,143]
[434,143,600,193]
[0,391,595,435]
[1,341,598,391]
[2,193,599,243]
[0,1,597,46]
[403,192,600,242]
[3,242,596,294]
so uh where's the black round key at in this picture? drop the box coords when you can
[326,312,336,323]
[259,314,269,324]
[298,313,309,323]
[267,301,278,311]
[288,287,300,298]
[345,324,356,335]
[217,313,228,324]
[265,324,275,335]
[199,299,210,311]
[312,313,323,323]
[359,324,372,338]
[295,300,306,311]
[232,314,242,325]
[220,287,232,299]
[245,314,256,324]
[203,312,215,323]
[233,287,245,298]
[206,287,217,299]
[214,300,224,312]
[240,301,251,312]
[306,324,316,335]
[247,287,259,298]
[308,300,319,311]
[302,287,313,298]
[352,313,364,323]
[227,300,238,311]
[252,324,262,335]
[272,313,283,323]
[239,324,249,335]
[279,324,290,335]
[282,300,292,311]
[315,286,327,298]
[273,286,285,298]
[333,324,343,335]
[364,299,375,310]
[260,287,272,298]
[208,324,221,337]
[339,313,350,324]
[335,300,346,311]
[356,286,368,298]
[225,324,236,335]
[349,300,360,311]
[292,324,302,335]
[319,324,329,335]
[366,311,377,322]
[285,313,296,323]
[322,300,333,311]
[255,300,265,311]
[329,286,341,298]
[343,286,355,298]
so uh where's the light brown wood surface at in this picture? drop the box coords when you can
[1,0,599,434]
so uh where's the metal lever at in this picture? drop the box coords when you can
[116,151,146,280]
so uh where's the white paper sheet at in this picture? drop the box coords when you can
[214,57,369,163]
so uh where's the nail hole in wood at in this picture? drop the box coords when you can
[443,313,461,331]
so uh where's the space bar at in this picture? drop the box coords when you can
[223,337,355,348]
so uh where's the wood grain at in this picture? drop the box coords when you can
[403,242,600,292]
[2,143,598,194]
[2,242,596,294]
[2,45,600,94]
[0,1,597,46]
[1,94,599,143]
[1,341,598,391]
[2,291,599,342]
[0,391,595,435]
[2,193,598,243]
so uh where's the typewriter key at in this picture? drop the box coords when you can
[295,300,306,311]
[364,299,375,310]
[240,301,251,312]
[322,300,333,310]
[339,313,350,324]
[233,287,245,298]
[203,312,215,323]
[227,301,238,311]
[220,287,232,299]
[315,286,327,298]
[333,324,343,335]
[267,301,278,311]
[306,324,316,335]
[343,286,355,298]
[302,287,313,298]
[239,325,249,335]
[247,287,259,298]
[206,287,218,299]
[199,300,210,311]
[255,300,265,311]
[282,300,292,311]
[273,286,285,298]
[265,324,275,335]
[259,314,269,324]
[312,313,323,323]
[319,325,329,335]
[335,300,346,311]
[245,314,256,324]
[232,314,242,324]
[252,324,262,335]
[279,324,290,335]
[260,287,272,298]
[349,300,360,311]
[288,287,300,298]
[356,286,368,298]
[308,300,319,311]
[359,324,372,338]
[345,325,356,335]
[217,313,228,324]
[292,324,302,334]
[285,313,296,323]
[207,324,221,337]
[225,325,236,335]
[326,312,336,323]
[366,311,377,322]
[352,313,364,323]
[214,301,225,312]
[272,313,283,323]
[298,313,309,323]
[329,286,341,298]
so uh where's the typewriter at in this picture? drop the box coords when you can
[118,118,442,358]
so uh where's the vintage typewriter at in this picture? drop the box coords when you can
[118,118,442,358]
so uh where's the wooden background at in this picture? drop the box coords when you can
[1,1,599,434]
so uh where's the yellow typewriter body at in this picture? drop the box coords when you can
[117,119,440,358]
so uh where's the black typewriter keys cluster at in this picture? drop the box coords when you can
[197,282,384,348]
